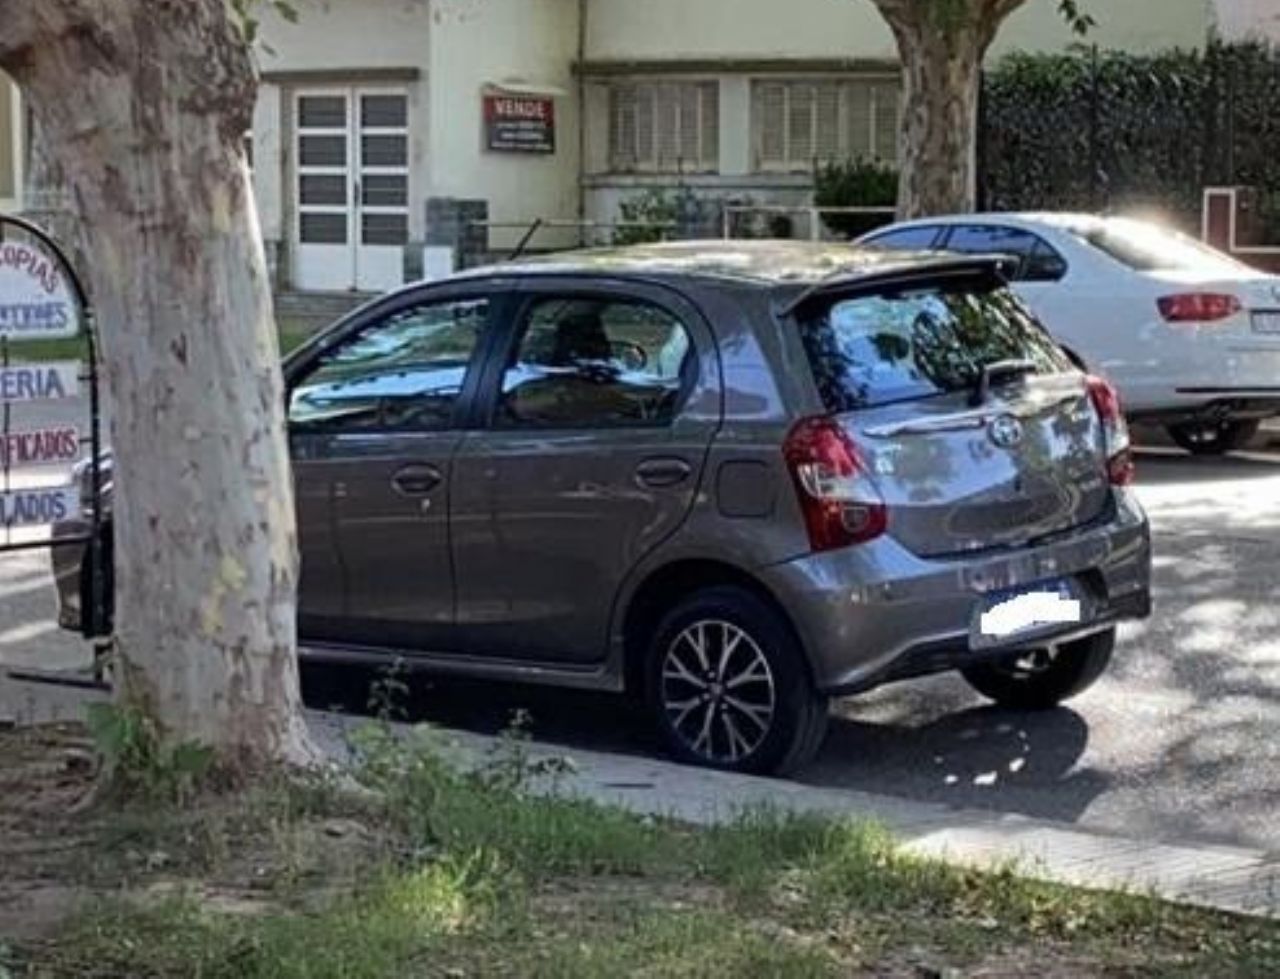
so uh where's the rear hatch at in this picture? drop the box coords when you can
[792,268,1111,558]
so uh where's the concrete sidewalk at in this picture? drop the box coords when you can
[6,674,1277,921]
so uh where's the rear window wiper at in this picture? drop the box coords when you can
[970,359,1037,407]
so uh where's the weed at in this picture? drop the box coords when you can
[365,659,411,722]
[475,709,578,794]
[85,703,214,804]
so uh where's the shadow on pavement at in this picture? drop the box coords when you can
[807,701,1105,823]
[301,659,1107,826]
[301,663,652,756]
[1135,447,1280,486]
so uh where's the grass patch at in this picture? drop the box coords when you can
[8,721,1279,978]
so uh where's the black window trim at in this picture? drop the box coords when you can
[474,278,707,434]
[283,279,516,436]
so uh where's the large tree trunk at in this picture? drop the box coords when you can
[872,0,1026,218]
[0,2,314,770]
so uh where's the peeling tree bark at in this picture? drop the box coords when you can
[0,0,315,770]
[869,0,1028,218]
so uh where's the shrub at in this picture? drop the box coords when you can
[813,158,898,240]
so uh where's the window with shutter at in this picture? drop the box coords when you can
[814,82,842,162]
[872,85,901,162]
[606,80,720,174]
[753,77,901,172]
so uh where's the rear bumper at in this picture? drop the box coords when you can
[1111,330,1280,421]
[758,490,1152,696]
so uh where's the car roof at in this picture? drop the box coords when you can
[452,239,1006,290]
[868,212,1106,235]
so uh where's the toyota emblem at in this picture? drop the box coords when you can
[988,414,1024,449]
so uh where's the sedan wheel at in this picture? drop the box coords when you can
[1167,420,1260,456]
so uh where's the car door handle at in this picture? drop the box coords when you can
[390,464,442,497]
[635,458,692,488]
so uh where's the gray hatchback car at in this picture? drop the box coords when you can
[55,241,1152,775]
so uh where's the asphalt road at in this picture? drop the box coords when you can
[3,410,1279,854]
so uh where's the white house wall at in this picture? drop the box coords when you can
[1213,0,1280,41]
[257,0,434,72]
[990,0,1209,57]
[428,0,581,251]
[583,0,1209,63]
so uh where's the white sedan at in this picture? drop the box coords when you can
[859,213,1280,455]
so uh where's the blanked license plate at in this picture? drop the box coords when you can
[1251,310,1280,334]
[971,578,1085,650]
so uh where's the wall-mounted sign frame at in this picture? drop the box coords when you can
[483,91,556,155]
[0,213,108,649]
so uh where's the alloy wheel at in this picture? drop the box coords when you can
[660,619,776,764]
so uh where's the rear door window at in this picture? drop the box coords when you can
[864,225,944,250]
[795,280,1071,412]
[497,296,695,429]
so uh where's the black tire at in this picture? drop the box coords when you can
[644,586,828,776]
[961,628,1115,711]
[1167,420,1260,456]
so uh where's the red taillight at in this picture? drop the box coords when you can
[1086,375,1135,486]
[783,417,887,552]
[1156,293,1242,323]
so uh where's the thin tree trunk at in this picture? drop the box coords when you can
[0,2,314,770]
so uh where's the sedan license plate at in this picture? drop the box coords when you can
[971,578,1085,650]
[1251,310,1280,335]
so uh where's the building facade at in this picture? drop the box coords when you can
[0,0,1254,294]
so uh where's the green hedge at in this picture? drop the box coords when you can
[980,41,1280,238]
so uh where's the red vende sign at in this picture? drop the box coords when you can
[484,93,556,154]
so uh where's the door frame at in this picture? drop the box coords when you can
[290,84,412,293]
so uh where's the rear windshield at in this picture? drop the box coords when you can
[796,280,1071,412]
[1073,218,1249,275]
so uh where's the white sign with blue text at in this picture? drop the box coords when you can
[0,485,79,529]
[0,240,78,340]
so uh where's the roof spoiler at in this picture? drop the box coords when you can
[776,254,1017,319]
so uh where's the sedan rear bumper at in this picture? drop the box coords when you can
[758,489,1152,696]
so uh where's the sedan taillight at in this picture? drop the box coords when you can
[1087,376,1135,486]
[1156,292,1242,323]
[783,417,887,553]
